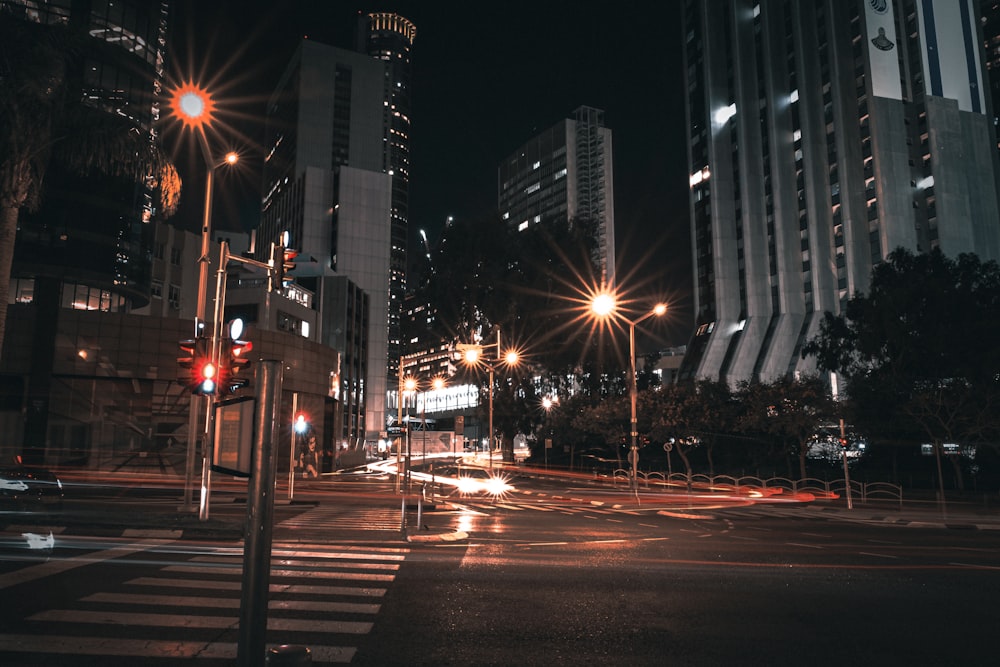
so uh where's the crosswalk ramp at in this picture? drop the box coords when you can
[0,540,409,665]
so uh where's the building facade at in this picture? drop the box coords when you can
[498,106,617,283]
[356,12,417,388]
[258,38,392,448]
[680,0,1000,385]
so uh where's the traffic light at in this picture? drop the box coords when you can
[178,338,197,386]
[294,412,309,435]
[178,336,217,395]
[218,336,253,395]
[196,357,218,395]
[274,245,298,288]
[839,437,849,448]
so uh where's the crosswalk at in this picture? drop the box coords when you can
[279,503,403,532]
[0,537,410,665]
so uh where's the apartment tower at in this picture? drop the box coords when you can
[680,0,1000,385]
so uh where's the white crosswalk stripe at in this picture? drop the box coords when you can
[278,504,402,531]
[0,539,410,665]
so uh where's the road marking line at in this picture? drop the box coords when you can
[162,565,396,581]
[272,549,407,561]
[126,576,387,597]
[28,610,373,634]
[82,592,380,614]
[0,538,172,590]
[189,555,400,571]
[786,542,824,549]
[858,551,898,559]
[0,635,355,662]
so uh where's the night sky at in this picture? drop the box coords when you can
[167,1,692,347]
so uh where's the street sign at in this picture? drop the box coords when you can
[663,442,673,453]
[213,397,254,477]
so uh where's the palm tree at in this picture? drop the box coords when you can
[0,9,180,354]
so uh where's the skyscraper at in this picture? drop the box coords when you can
[498,106,616,282]
[357,12,417,386]
[680,0,1000,385]
[258,39,392,447]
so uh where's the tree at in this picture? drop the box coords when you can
[650,380,738,481]
[737,376,836,480]
[803,248,1000,493]
[0,10,179,353]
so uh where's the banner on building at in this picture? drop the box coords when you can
[865,0,903,100]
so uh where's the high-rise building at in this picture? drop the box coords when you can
[980,0,1000,148]
[258,39,392,447]
[679,0,1000,385]
[498,106,617,282]
[357,12,417,386]
[2,0,171,462]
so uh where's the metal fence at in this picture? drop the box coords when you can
[607,469,902,508]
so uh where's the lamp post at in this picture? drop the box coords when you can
[591,293,667,492]
[171,83,238,519]
[421,376,445,468]
[458,331,519,471]
[396,375,416,493]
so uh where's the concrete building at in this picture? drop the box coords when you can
[257,38,393,448]
[679,0,1000,385]
[498,106,617,283]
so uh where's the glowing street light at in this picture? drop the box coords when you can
[590,292,668,493]
[458,330,520,470]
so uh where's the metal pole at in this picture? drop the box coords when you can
[198,242,229,521]
[288,392,298,501]
[395,375,403,493]
[405,401,411,494]
[183,396,199,511]
[237,359,283,667]
[629,321,639,493]
[488,364,494,472]
[185,156,215,511]
[840,418,853,510]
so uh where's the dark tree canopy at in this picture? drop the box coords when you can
[803,247,1000,451]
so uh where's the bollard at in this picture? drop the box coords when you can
[267,644,311,666]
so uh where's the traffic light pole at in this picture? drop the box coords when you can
[196,241,279,521]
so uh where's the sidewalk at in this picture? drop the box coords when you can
[795,495,1000,530]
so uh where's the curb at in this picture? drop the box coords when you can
[406,530,469,543]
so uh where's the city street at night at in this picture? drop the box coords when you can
[2,468,998,666]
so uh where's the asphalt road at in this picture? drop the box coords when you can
[1,472,998,666]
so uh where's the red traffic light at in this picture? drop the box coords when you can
[197,360,217,395]
[179,337,217,395]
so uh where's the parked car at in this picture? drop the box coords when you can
[0,461,64,510]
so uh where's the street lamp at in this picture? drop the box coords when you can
[458,331,520,470]
[395,374,446,493]
[170,82,239,519]
[590,291,667,492]
[396,375,417,493]
[421,376,446,475]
